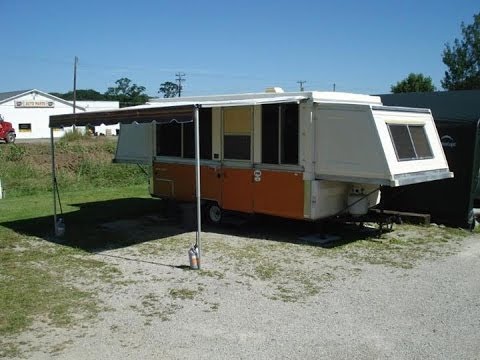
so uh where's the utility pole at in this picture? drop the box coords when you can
[73,56,78,129]
[297,80,306,91]
[175,72,186,97]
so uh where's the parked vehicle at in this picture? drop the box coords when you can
[0,114,16,143]
[50,90,453,223]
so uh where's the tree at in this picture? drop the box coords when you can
[50,89,107,101]
[391,73,436,93]
[441,12,480,90]
[104,78,149,107]
[158,81,179,98]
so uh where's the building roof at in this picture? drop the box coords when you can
[0,90,32,102]
[380,90,480,122]
[0,89,85,110]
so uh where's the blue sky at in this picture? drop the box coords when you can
[1,0,478,97]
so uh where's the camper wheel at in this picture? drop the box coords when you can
[206,203,222,224]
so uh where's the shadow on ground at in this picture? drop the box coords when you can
[1,197,385,253]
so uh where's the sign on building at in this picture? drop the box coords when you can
[15,100,55,108]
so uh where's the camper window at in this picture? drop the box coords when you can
[157,122,182,157]
[157,108,212,159]
[262,103,299,165]
[388,124,433,161]
[183,108,212,160]
[223,107,252,160]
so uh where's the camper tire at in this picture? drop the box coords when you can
[206,203,222,224]
[5,132,15,144]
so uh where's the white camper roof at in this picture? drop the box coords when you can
[146,91,382,108]
[50,91,382,127]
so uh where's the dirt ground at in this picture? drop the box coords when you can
[3,216,480,359]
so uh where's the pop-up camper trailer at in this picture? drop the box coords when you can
[50,90,453,224]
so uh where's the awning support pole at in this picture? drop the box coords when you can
[50,127,57,235]
[194,105,202,269]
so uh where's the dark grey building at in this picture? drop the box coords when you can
[379,90,480,228]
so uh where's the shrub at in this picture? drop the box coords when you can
[60,128,89,143]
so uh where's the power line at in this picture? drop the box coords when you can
[175,72,186,97]
[297,80,306,91]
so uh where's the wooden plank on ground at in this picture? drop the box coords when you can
[371,209,431,225]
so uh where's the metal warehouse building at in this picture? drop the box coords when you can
[380,89,480,228]
[0,89,119,139]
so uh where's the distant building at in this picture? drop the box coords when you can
[0,89,119,139]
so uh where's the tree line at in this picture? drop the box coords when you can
[51,78,181,107]
[391,12,480,93]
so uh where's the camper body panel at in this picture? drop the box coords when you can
[372,108,449,176]
[114,123,153,164]
[313,104,389,181]
[312,104,452,186]
[152,160,305,220]
[251,168,304,220]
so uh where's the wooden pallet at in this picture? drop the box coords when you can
[371,209,431,225]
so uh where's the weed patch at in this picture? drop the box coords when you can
[0,138,148,197]
[169,288,201,300]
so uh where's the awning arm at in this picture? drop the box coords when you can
[50,128,57,235]
[194,105,202,269]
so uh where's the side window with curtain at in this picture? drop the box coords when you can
[156,108,212,159]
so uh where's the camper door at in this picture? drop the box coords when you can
[114,123,154,164]
[220,106,255,213]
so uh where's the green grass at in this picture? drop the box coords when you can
[0,184,155,349]
[59,128,90,142]
[0,138,148,197]
[0,138,157,356]
[168,288,201,300]
[317,223,469,269]
[135,293,182,323]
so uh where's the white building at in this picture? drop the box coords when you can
[0,89,119,139]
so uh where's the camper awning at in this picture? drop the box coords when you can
[49,105,195,128]
[49,96,310,128]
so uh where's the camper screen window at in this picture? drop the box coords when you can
[388,124,433,161]
[157,122,181,157]
[183,108,212,160]
[224,135,251,160]
[262,103,299,165]
[157,109,212,159]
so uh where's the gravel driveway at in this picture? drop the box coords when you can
[4,219,480,359]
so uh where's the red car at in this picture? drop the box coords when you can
[0,115,16,143]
